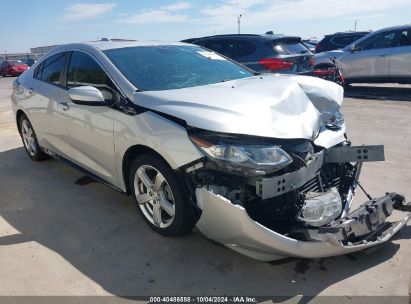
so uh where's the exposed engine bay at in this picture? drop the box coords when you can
[180,130,410,261]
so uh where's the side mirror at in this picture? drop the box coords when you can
[349,44,357,52]
[68,86,108,106]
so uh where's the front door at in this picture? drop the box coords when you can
[56,50,118,185]
[340,31,397,79]
[389,28,411,78]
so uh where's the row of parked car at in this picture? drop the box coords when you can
[12,33,411,262]
[0,58,35,77]
[181,24,411,85]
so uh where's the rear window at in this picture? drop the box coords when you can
[267,39,309,55]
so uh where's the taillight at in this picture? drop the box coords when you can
[314,69,335,76]
[259,58,294,71]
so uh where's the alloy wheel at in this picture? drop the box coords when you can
[21,119,37,157]
[134,165,176,228]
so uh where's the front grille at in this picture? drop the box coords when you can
[299,170,343,194]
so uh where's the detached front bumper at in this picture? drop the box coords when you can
[195,188,410,261]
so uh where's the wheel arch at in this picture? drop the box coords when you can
[122,144,172,194]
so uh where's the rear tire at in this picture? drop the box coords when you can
[129,154,196,236]
[19,114,49,161]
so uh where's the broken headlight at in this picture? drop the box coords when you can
[190,135,292,176]
[325,111,344,130]
[298,187,342,227]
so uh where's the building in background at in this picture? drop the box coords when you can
[30,45,59,59]
[0,44,59,62]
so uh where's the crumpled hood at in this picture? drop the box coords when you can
[133,74,343,140]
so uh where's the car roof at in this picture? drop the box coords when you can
[342,24,411,50]
[325,31,370,37]
[330,24,410,38]
[190,34,301,42]
[50,40,190,54]
[374,24,411,32]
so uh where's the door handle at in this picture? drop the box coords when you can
[378,54,389,57]
[58,101,70,111]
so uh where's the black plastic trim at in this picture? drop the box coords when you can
[42,148,128,195]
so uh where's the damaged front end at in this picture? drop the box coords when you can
[183,131,410,261]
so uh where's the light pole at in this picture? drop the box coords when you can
[354,20,357,31]
[237,14,242,34]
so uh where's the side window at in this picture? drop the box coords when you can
[356,31,397,50]
[67,51,116,102]
[204,40,225,54]
[398,30,411,47]
[33,62,44,79]
[35,53,67,85]
[193,40,207,47]
[332,35,363,47]
[331,35,353,47]
[236,40,257,57]
[204,39,236,58]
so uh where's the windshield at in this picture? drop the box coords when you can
[104,45,253,91]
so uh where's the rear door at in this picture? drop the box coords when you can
[388,28,411,79]
[232,39,259,70]
[27,52,69,152]
[340,31,397,79]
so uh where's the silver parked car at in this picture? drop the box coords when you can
[12,40,410,261]
[315,24,411,84]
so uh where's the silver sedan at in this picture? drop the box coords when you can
[11,39,410,261]
[315,24,411,84]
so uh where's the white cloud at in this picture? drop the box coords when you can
[119,10,188,24]
[61,3,117,21]
[118,1,193,24]
[161,1,193,11]
[195,0,411,32]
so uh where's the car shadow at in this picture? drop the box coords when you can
[0,147,409,298]
[344,84,411,102]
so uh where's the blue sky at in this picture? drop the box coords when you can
[1,0,411,53]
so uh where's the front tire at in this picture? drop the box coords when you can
[19,114,49,161]
[129,154,196,236]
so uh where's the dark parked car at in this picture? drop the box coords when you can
[186,34,314,74]
[1,60,29,77]
[315,31,370,53]
[21,58,36,66]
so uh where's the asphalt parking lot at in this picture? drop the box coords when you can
[0,76,410,299]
